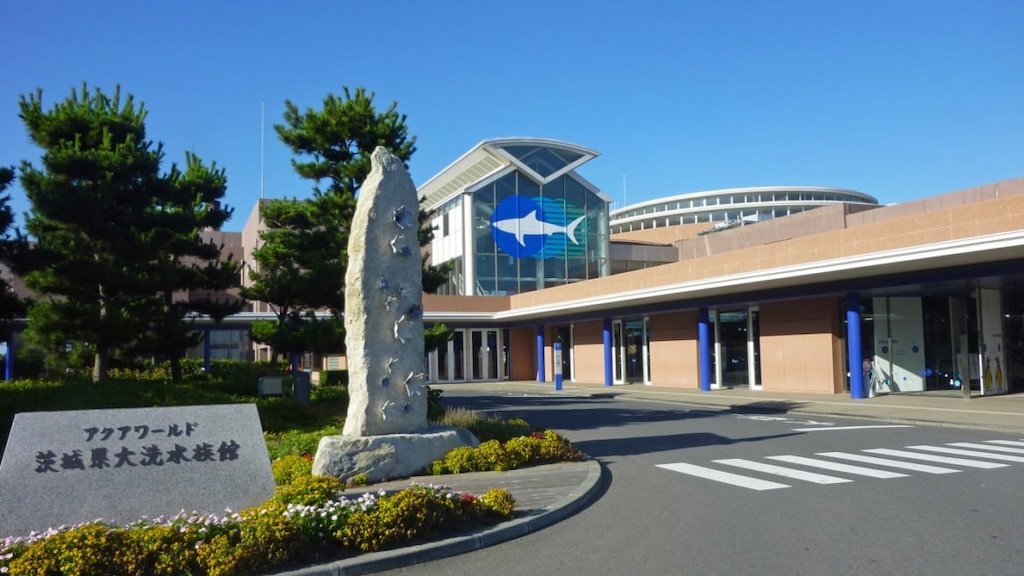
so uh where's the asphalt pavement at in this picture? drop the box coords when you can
[275,381,1024,576]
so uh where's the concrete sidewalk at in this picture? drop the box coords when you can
[278,380,1024,575]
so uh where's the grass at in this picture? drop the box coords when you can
[0,361,583,574]
[0,362,348,459]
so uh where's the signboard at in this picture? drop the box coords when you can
[0,404,275,538]
[873,297,926,393]
[979,288,1007,396]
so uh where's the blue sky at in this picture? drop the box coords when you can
[2,0,1021,229]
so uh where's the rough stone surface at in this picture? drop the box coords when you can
[312,426,479,483]
[342,146,427,437]
[0,404,275,538]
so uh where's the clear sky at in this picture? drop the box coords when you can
[2,0,1021,229]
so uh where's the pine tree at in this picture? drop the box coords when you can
[0,167,26,329]
[246,88,422,361]
[15,84,237,381]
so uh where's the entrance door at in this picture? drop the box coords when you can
[470,329,500,381]
[714,308,761,389]
[432,330,467,383]
[613,318,647,384]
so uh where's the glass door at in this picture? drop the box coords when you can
[714,307,761,389]
[432,330,467,383]
[613,318,647,384]
[470,329,500,381]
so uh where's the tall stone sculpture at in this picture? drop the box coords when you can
[312,147,477,482]
[342,147,427,436]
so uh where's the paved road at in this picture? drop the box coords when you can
[376,388,1024,576]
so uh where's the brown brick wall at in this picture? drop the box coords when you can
[648,311,699,388]
[759,298,844,393]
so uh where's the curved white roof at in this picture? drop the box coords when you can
[418,137,606,210]
[610,185,878,232]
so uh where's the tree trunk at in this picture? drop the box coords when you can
[170,356,183,382]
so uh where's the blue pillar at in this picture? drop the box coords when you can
[553,342,563,391]
[847,292,865,399]
[698,308,711,392]
[291,351,299,374]
[203,328,212,373]
[4,341,12,381]
[536,326,546,382]
[603,318,613,386]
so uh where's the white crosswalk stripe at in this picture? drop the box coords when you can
[714,459,852,484]
[655,462,790,491]
[983,440,1024,448]
[951,442,1024,454]
[765,455,909,478]
[904,445,1024,463]
[863,448,1009,469]
[654,440,1024,491]
[817,451,960,474]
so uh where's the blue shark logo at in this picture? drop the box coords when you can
[490,196,586,259]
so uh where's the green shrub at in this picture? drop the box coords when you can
[264,425,341,460]
[346,472,371,487]
[6,523,130,576]
[480,488,517,517]
[338,485,496,552]
[273,475,344,506]
[195,504,310,576]
[272,454,313,485]
[427,386,445,421]
[318,370,348,386]
[429,427,585,475]
[537,429,585,463]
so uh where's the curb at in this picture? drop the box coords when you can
[275,458,605,576]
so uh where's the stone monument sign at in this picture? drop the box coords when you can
[0,404,275,538]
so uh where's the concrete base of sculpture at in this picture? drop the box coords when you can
[311,425,479,483]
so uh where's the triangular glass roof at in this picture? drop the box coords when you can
[497,144,586,179]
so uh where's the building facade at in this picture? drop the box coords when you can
[173,136,1023,400]
[417,139,1024,398]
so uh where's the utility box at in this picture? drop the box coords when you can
[257,376,284,397]
[292,372,311,405]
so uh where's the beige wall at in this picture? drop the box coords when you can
[508,326,537,381]
[648,311,699,388]
[571,320,607,384]
[759,298,845,393]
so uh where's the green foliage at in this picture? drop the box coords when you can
[338,484,497,552]
[242,199,346,362]
[272,454,313,485]
[0,361,346,455]
[1,484,515,575]
[436,406,532,443]
[319,369,348,386]
[424,323,453,355]
[0,166,26,328]
[13,83,236,382]
[480,488,517,517]
[196,504,311,576]
[346,472,371,487]
[272,475,344,506]
[426,386,445,421]
[429,428,585,475]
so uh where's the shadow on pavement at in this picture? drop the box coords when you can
[574,430,800,459]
